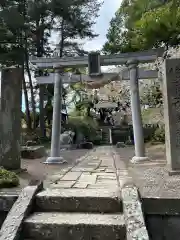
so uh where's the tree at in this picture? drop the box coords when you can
[54,0,101,57]
[0,0,101,132]
[0,0,25,65]
[132,2,180,50]
[102,0,180,54]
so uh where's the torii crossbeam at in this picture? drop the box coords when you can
[30,48,164,68]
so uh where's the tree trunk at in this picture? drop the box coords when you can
[59,18,65,58]
[35,17,46,135]
[24,49,36,130]
[0,68,23,170]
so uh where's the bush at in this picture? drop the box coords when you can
[92,134,102,145]
[65,116,98,141]
[0,168,19,188]
[152,126,165,143]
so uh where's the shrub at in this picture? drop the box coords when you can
[65,116,98,141]
[152,126,165,143]
[0,168,19,188]
[92,134,102,145]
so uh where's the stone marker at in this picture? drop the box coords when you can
[163,59,180,174]
[0,67,22,170]
[60,131,74,145]
[116,142,126,148]
[21,146,46,159]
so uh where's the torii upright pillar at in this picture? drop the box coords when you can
[127,59,149,163]
[45,68,66,164]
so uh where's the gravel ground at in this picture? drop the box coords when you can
[116,144,180,199]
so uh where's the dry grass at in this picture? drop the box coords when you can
[142,108,164,124]
[146,143,166,161]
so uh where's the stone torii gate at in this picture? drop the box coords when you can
[30,48,164,164]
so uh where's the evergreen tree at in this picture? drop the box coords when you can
[0,0,102,130]
[103,0,180,54]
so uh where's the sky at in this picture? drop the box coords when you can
[50,0,120,52]
[83,0,120,51]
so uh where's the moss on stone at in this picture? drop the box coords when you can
[0,168,19,188]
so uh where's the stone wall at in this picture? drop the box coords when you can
[0,211,7,227]
[0,194,18,228]
[143,197,180,240]
[111,124,158,144]
[145,215,180,240]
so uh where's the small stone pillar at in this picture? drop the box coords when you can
[109,128,112,144]
[127,60,149,163]
[0,67,22,170]
[45,69,65,164]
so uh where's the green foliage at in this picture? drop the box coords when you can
[0,0,101,132]
[68,81,96,118]
[103,0,180,54]
[102,9,138,54]
[133,3,180,49]
[0,168,19,188]
[92,134,102,145]
[152,126,165,143]
[0,1,25,65]
[141,83,163,107]
[0,0,102,66]
[66,116,98,141]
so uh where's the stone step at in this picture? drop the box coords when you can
[23,212,126,240]
[102,133,109,137]
[102,134,110,139]
[35,189,122,213]
[102,137,109,140]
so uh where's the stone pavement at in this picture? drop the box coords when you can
[44,144,180,200]
[45,146,120,190]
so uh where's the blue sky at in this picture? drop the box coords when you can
[22,0,120,111]
[83,0,120,51]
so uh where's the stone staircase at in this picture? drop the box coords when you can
[0,147,149,240]
[101,127,111,145]
[22,188,126,240]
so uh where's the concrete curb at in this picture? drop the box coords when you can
[121,184,149,240]
[0,181,43,240]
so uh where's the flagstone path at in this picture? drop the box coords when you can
[45,146,126,190]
